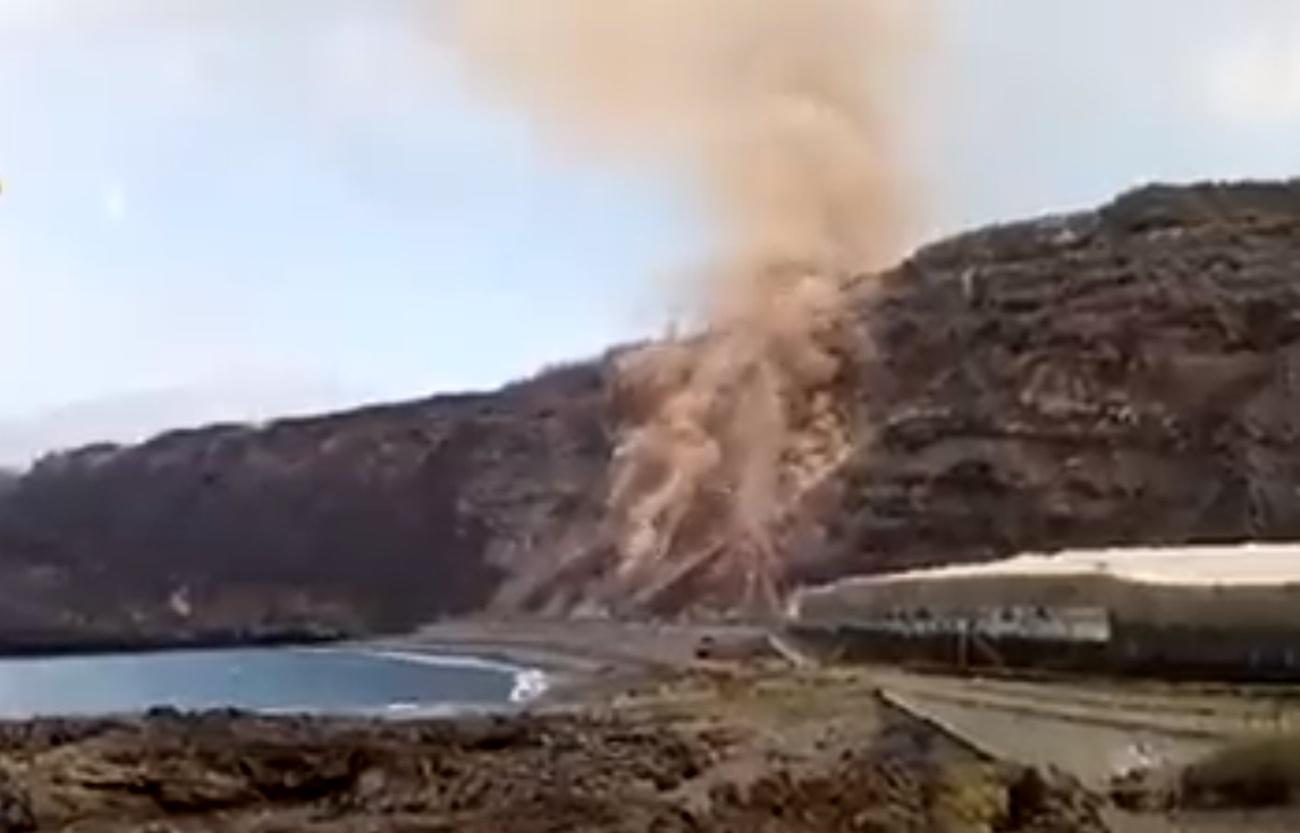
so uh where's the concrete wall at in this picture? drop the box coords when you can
[787,572,1300,680]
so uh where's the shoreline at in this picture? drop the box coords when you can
[358,618,780,708]
[0,619,779,716]
[0,652,1118,832]
[3,619,1274,829]
[0,627,346,660]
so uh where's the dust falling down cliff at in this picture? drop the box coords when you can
[455,0,925,612]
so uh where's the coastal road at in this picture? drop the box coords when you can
[866,667,1300,786]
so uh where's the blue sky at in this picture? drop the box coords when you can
[1,0,1299,464]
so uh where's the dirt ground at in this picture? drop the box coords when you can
[0,664,1106,833]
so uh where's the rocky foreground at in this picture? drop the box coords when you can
[3,180,1300,641]
[0,666,1105,833]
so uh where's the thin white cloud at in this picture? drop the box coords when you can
[0,0,60,29]
[102,182,128,222]
[0,0,220,33]
[1205,23,1300,127]
[0,373,375,467]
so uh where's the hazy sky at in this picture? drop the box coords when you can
[2,0,1299,464]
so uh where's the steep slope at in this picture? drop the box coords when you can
[1,180,1299,642]
[0,363,612,647]
[801,180,1300,584]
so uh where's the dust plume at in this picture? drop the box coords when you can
[456,0,923,612]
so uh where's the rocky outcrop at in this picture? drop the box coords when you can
[0,688,1105,833]
[1,180,1300,640]
[802,180,1300,583]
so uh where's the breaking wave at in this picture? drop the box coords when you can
[358,649,550,708]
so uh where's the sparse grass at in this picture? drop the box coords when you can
[1181,735,1300,808]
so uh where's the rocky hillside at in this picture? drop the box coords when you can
[807,180,1300,583]
[2,180,1299,645]
[0,365,613,647]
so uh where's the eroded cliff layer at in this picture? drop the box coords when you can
[1,181,1299,641]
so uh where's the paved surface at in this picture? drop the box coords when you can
[869,668,1300,786]
[868,668,1300,832]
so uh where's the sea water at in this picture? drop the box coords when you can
[0,646,544,718]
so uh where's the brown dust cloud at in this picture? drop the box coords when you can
[455,0,926,613]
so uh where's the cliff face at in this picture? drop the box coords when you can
[0,364,613,646]
[805,181,1300,583]
[2,180,1300,642]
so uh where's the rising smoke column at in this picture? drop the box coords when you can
[456,0,921,612]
